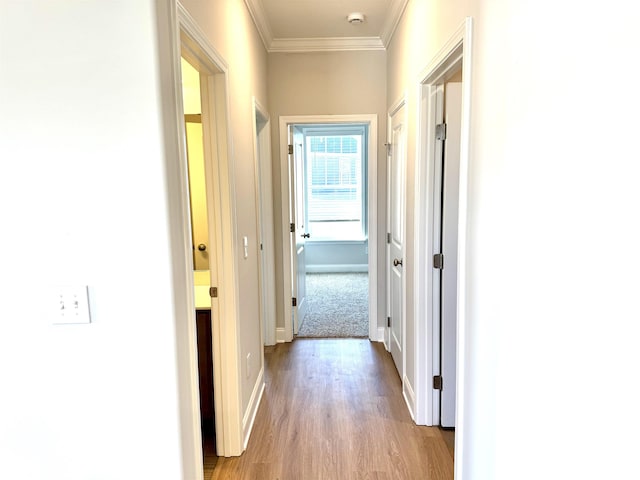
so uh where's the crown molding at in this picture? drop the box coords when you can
[243,0,273,50]
[269,36,385,53]
[244,0,407,53]
[380,0,409,48]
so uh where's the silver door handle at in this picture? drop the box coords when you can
[198,244,207,251]
[393,258,403,267]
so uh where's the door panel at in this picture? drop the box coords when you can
[390,265,402,365]
[294,137,307,328]
[440,82,462,427]
[387,102,406,376]
[185,118,209,271]
[431,84,445,422]
[289,126,307,335]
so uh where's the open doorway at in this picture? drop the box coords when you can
[413,18,474,479]
[279,115,378,342]
[180,56,217,474]
[252,99,277,346]
[169,8,247,476]
[430,73,462,451]
[297,124,369,337]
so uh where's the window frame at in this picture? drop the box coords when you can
[301,124,368,242]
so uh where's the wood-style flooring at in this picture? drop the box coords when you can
[209,339,453,480]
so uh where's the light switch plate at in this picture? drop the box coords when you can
[54,285,92,324]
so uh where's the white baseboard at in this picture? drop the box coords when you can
[306,264,368,273]
[276,327,286,343]
[243,366,265,450]
[403,375,416,422]
[377,326,386,343]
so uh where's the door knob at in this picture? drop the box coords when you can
[393,258,403,267]
[198,243,207,251]
[301,233,311,238]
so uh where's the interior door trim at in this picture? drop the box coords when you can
[278,114,379,343]
[413,17,474,480]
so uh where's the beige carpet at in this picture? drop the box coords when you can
[297,273,369,338]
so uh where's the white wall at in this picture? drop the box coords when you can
[268,50,387,330]
[0,2,185,478]
[388,0,640,478]
[305,242,368,272]
[0,0,269,477]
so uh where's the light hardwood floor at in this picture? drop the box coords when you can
[209,339,454,480]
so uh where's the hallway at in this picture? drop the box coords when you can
[210,339,453,479]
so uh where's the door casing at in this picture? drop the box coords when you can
[278,114,379,343]
[252,98,277,346]
[166,5,245,478]
[413,17,474,480]
[435,81,462,428]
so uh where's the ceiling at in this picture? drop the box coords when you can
[243,0,409,52]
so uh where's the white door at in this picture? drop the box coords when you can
[184,115,210,271]
[387,101,407,376]
[289,126,307,334]
[439,82,462,427]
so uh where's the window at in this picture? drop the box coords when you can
[304,128,366,240]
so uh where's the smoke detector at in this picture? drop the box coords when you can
[347,12,365,24]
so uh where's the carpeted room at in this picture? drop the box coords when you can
[297,272,369,338]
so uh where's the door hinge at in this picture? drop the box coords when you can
[433,253,444,269]
[433,375,443,390]
[209,287,218,298]
[288,144,293,155]
[384,142,391,156]
[260,243,263,251]
[387,316,391,328]
[290,222,295,233]
[387,232,391,244]
[435,123,447,141]
[292,297,297,307]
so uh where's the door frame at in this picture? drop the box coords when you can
[278,114,379,342]
[165,3,245,475]
[413,17,473,478]
[432,81,463,429]
[252,98,277,346]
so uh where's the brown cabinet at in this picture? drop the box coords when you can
[196,309,216,458]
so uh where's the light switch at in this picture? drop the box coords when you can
[243,236,249,259]
[54,286,92,324]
